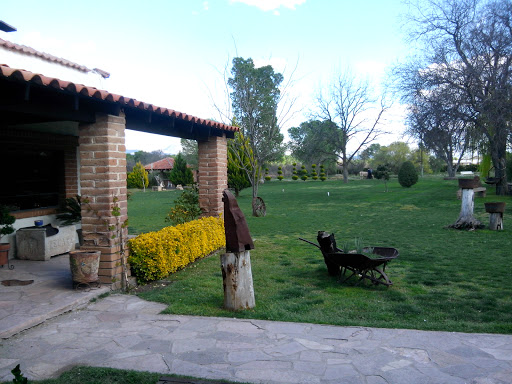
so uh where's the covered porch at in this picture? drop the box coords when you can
[0,253,110,339]
[0,64,236,289]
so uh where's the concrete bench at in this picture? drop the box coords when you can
[460,171,474,176]
[457,186,486,199]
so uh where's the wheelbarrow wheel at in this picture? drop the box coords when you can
[252,197,266,217]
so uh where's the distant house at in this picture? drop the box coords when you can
[144,157,175,188]
[144,157,175,172]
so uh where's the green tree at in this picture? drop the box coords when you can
[398,161,419,188]
[372,142,412,174]
[227,132,253,197]
[127,161,149,190]
[228,57,286,215]
[168,153,194,186]
[288,120,339,165]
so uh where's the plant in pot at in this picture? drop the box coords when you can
[0,205,16,269]
[56,195,83,246]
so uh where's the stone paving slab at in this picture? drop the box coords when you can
[0,254,110,339]
[1,294,511,383]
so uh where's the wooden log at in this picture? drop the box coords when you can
[489,213,504,231]
[220,251,255,310]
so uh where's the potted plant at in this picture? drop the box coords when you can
[0,205,16,268]
[57,195,83,245]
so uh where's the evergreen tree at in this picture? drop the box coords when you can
[168,153,194,186]
[398,161,418,188]
[227,132,253,196]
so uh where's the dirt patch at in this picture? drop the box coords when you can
[129,280,173,294]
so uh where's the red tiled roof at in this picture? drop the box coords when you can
[0,63,238,133]
[0,38,93,73]
[144,157,175,171]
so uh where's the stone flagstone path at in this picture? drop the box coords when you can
[1,294,511,383]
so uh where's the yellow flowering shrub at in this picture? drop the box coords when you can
[128,216,225,283]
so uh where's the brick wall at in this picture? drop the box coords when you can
[78,112,128,288]
[197,134,228,217]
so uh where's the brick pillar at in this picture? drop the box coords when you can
[198,134,228,217]
[78,112,128,288]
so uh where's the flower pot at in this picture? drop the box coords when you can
[0,243,9,266]
[458,177,479,189]
[484,202,506,214]
[69,250,100,286]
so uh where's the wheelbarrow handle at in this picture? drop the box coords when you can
[298,237,321,249]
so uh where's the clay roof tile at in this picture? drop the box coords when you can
[0,63,238,133]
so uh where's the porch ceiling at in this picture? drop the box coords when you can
[0,64,237,140]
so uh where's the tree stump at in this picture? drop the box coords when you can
[489,213,504,230]
[449,188,483,230]
[220,251,255,310]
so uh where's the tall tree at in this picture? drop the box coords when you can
[313,69,390,183]
[406,91,473,177]
[400,0,512,194]
[228,57,286,214]
[288,120,339,165]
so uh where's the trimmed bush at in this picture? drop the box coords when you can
[277,166,284,181]
[311,164,318,180]
[398,161,418,188]
[165,187,201,225]
[128,216,225,283]
[265,167,271,181]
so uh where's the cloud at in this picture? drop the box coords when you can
[230,0,306,12]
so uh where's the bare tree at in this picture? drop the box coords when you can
[312,69,390,183]
[402,0,512,194]
[405,80,474,177]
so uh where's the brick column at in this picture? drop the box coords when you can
[78,112,128,288]
[198,134,228,217]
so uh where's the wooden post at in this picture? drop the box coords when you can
[220,251,255,310]
[489,213,504,230]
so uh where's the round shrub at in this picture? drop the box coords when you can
[398,161,418,188]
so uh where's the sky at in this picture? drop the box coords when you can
[2,0,413,154]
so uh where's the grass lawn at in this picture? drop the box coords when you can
[1,366,243,384]
[128,176,512,334]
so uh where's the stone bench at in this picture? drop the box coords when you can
[16,225,76,261]
[457,186,486,199]
[460,171,474,176]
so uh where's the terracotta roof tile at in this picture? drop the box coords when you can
[0,63,239,133]
[144,157,175,170]
[0,37,103,74]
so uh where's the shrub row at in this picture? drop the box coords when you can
[128,216,225,283]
